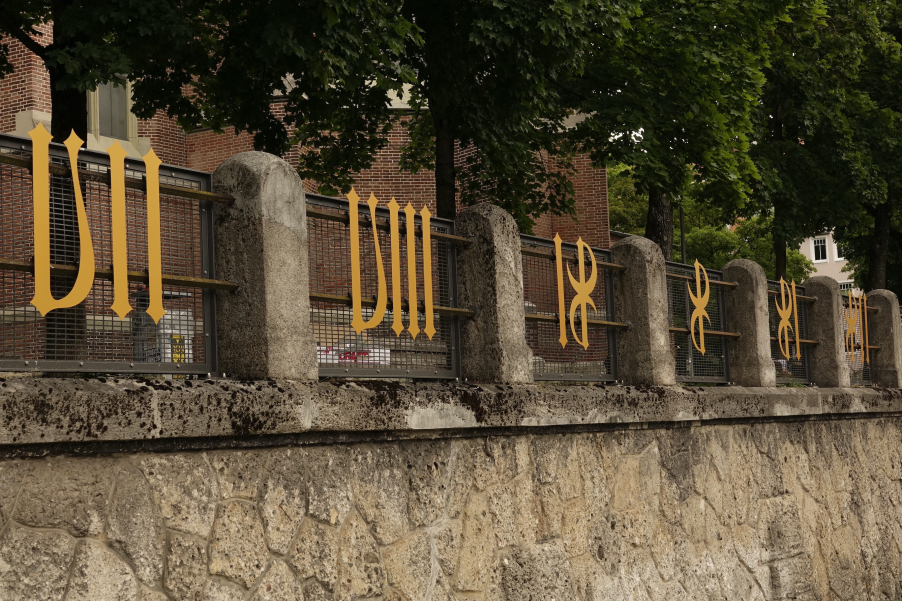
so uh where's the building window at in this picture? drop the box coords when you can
[834,243,844,261]
[98,80,129,140]
[813,237,828,262]
[87,78,138,144]
[839,282,854,291]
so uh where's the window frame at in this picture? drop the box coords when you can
[811,236,828,263]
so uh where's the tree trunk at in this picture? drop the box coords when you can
[48,15,87,144]
[772,232,787,281]
[866,194,893,291]
[433,113,457,220]
[645,188,673,261]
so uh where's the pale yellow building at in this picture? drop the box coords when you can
[798,232,857,292]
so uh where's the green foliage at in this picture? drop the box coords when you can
[609,165,814,280]
[570,0,791,234]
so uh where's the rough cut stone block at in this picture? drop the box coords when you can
[864,289,902,387]
[13,457,116,536]
[456,203,533,383]
[250,560,304,601]
[382,531,432,601]
[288,518,339,589]
[305,449,352,526]
[257,450,306,554]
[0,460,25,525]
[213,151,318,380]
[722,258,777,387]
[209,450,268,500]
[802,276,851,387]
[610,236,676,385]
[498,541,575,601]
[433,519,463,577]
[337,512,385,600]
[139,454,219,538]
[0,527,76,601]
[137,587,170,601]
[203,578,246,601]
[164,532,207,601]
[209,501,270,588]
[65,541,137,601]
[105,464,165,585]
[350,446,410,546]
[454,492,495,591]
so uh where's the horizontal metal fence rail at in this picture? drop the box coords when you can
[305,193,462,378]
[666,261,733,383]
[520,234,623,381]
[766,282,813,385]
[842,294,876,386]
[0,132,225,374]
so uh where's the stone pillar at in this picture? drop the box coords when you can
[455,204,532,383]
[864,290,902,388]
[212,152,318,380]
[721,259,776,387]
[801,276,850,388]
[610,236,675,386]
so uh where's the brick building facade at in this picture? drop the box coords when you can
[0,33,610,249]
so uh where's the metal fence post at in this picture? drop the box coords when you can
[802,276,850,388]
[455,204,532,383]
[212,152,318,380]
[721,259,776,387]
[864,290,902,388]
[610,236,675,386]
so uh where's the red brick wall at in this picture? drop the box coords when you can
[0,27,53,134]
[136,111,188,166]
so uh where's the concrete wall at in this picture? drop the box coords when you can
[3,416,902,600]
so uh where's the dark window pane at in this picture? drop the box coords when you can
[98,80,129,140]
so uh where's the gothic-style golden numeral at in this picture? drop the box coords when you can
[844,290,869,364]
[143,149,166,324]
[108,141,133,320]
[29,125,96,316]
[775,277,801,360]
[421,206,435,339]
[566,238,598,350]
[347,190,435,339]
[687,260,711,355]
[29,126,167,322]
[387,198,404,336]
[349,190,387,334]
[554,234,567,348]
[404,202,419,339]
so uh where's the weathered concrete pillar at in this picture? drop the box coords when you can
[455,204,532,383]
[721,259,776,387]
[801,276,850,388]
[864,290,902,388]
[212,152,318,380]
[610,236,675,386]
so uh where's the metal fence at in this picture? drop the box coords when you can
[0,133,225,374]
[767,281,813,385]
[306,193,464,378]
[520,234,621,381]
[842,293,874,386]
[666,262,733,383]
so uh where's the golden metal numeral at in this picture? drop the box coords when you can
[687,260,711,355]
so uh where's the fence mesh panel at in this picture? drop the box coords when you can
[306,194,458,378]
[520,236,615,381]
[767,282,812,384]
[842,295,873,386]
[0,137,213,373]
[666,262,729,382]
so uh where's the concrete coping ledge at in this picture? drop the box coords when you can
[2,377,902,453]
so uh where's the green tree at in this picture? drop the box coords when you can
[747,0,899,279]
[569,0,789,259]
[0,0,414,147]
[608,165,813,280]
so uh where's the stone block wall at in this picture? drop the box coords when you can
[3,417,902,600]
